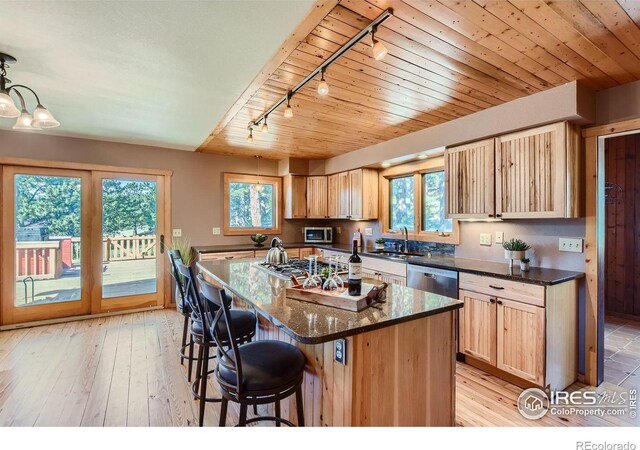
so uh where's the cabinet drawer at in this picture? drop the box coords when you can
[459,273,545,307]
[199,251,255,261]
[360,255,406,278]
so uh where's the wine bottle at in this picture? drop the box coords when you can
[348,239,362,296]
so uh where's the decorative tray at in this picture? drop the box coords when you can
[285,282,386,312]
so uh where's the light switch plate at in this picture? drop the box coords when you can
[212,227,221,235]
[334,338,347,365]
[495,231,504,244]
[364,227,373,236]
[480,233,492,246]
[172,229,182,238]
[559,238,583,253]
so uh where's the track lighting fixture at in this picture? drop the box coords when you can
[0,53,60,129]
[317,68,329,96]
[245,8,392,141]
[284,93,293,118]
[246,127,253,144]
[370,26,388,61]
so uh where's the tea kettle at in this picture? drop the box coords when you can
[265,237,288,265]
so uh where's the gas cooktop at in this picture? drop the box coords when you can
[256,258,346,280]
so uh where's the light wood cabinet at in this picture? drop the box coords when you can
[458,289,496,366]
[306,176,328,219]
[496,298,545,385]
[327,174,340,218]
[332,169,378,220]
[362,268,406,286]
[283,175,307,219]
[444,121,582,220]
[495,122,581,219]
[337,171,351,218]
[349,169,363,219]
[458,273,578,391]
[198,251,255,261]
[445,138,495,219]
[299,247,315,259]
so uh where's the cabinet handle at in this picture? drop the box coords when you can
[489,285,504,290]
[488,214,494,218]
[225,256,234,260]
[489,299,496,304]
[496,214,502,218]
[497,300,503,305]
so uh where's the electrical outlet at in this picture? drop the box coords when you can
[480,233,492,246]
[364,227,373,236]
[172,229,182,238]
[336,227,341,234]
[334,338,347,365]
[495,231,504,244]
[559,238,583,253]
[212,227,221,235]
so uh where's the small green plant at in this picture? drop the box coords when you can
[502,238,531,252]
[170,237,195,266]
[375,238,385,244]
[521,257,530,264]
[320,267,330,279]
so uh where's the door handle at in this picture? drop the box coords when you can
[423,273,436,278]
[489,285,504,290]
[160,234,165,254]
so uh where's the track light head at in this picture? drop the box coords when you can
[247,128,253,144]
[284,94,293,118]
[261,117,269,133]
[317,68,329,96]
[371,26,388,61]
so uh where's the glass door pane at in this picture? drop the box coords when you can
[14,174,83,306]
[101,178,158,299]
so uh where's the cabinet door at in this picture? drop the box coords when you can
[199,251,255,261]
[377,271,406,287]
[496,298,545,385]
[445,138,495,219]
[362,268,379,281]
[338,172,351,218]
[307,176,328,219]
[299,247,315,259]
[495,122,566,218]
[349,169,363,219]
[283,175,307,219]
[327,174,340,218]
[458,289,496,365]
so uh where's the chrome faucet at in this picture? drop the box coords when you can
[402,226,409,253]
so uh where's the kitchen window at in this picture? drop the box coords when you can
[223,173,281,235]
[380,157,459,244]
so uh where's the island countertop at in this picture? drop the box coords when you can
[197,258,463,345]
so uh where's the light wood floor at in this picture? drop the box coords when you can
[0,309,637,427]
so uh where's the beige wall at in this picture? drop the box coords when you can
[0,130,307,246]
[596,80,640,125]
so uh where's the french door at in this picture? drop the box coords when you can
[1,165,168,326]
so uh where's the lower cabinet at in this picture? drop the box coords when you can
[458,273,576,390]
[198,251,255,261]
[363,268,407,286]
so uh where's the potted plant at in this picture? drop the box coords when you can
[374,238,386,250]
[502,238,531,269]
[520,257,530,272]
[250,233,268,247]
[168,237,195,302]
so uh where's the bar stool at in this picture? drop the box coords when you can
[176,261,257,426]
[167,250,195,378]
[198,276,306,427]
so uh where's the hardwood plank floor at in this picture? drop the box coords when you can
[0,309,637,427]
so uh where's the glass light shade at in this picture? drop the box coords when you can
[31,105,60,128]
[0,91,20,118]
[12,110,40,130]
[284,104,293,118]
[372,40,388,61]
[317,80,329,96]
[247,133,253,144]
[253,183,264,192]
[261,122,268,133]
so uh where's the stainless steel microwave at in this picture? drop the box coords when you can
[304,227,333,243]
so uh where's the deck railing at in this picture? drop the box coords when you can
[16,241,63,280]
[70,235,157,264]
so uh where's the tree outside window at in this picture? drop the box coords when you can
[224,173,281,235]
[422,171,452,233]
[390,176,415,231]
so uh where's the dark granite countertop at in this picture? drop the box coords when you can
[197,258,462,344]
[193,242,311,253]
[193,242,584,287]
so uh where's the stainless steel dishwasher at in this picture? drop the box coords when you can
[407,264,459,299]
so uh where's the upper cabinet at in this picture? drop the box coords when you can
[445,138,495,219]
[307,176,328,219]
[283,175,307,219]
[282,169,378,220]
[445,122,582,220]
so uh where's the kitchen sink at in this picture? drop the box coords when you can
[369,250,425,260]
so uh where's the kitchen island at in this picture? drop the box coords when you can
[197,258,463,427]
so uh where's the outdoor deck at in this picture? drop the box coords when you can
[16,258,157,306]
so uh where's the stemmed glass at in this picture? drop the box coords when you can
[303,255,322,289]
[323,256,344,290]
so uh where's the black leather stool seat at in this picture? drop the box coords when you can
[190,309,256,341]
[218,341,306,392]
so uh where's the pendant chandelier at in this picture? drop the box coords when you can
[0,53,60,131]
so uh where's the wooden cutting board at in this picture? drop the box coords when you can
[285,283,375,312]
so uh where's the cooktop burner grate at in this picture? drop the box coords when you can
[256,258,346,280]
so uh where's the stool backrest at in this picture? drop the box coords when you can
[175,259,203,321]
[197,274,244,396]
[167,249,185,303]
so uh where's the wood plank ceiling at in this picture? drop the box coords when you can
[198,0,640,159]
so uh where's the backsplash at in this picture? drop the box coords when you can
[381,239,455,255]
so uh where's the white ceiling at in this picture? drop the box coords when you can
[0,0,315,150]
